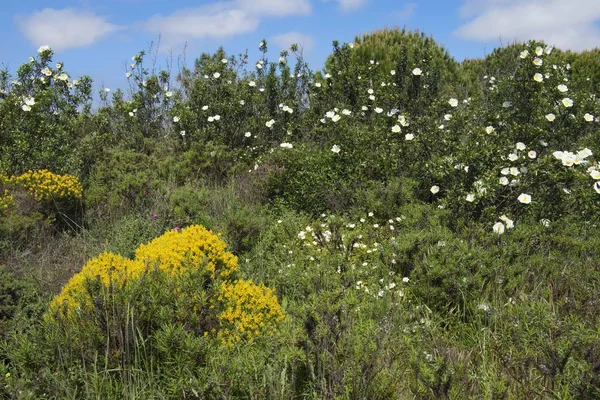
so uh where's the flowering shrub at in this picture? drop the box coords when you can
[10,169,82,201]
[0,47,92,175]
[48,252,145,319]
[0,189,15,213]
[135,224,238,278]
[47,225,282,361]
[215,279,284,346]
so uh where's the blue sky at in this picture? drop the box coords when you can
[1,0,598,96]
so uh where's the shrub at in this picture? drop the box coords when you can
[46,225,283,369]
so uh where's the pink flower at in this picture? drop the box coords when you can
[173,226,180,231]
[152,213,158,219]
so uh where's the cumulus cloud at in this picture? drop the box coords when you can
[322,0,370,12]
[271,32,315,53]
[455,0,600,51]
[394,2,417,20]
[237,0,311,16]
[145,0,311,47]
[145,3,260,41]
[16,8,123,52]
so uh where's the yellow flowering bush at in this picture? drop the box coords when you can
[135,225,238,278]
[48,252,145,319]
[11,169,82,201]
[47,225,282,351]
[216,279,285,346]
[0,189,15,213]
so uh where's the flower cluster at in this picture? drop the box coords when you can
[48,252,145,319]
[48,225,283,346]
[10,170,83,201]
[215,279,284,346]
[0,189,15,212]
[135,225,239,278]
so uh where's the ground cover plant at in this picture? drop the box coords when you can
[1,28,600,399]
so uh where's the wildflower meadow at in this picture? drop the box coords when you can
[1,28,600,398]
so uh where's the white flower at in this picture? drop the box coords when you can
[528,150,537,159]
[533,57,543,66]
[37,45,51,53]
[493,222,505,235]
[128,111,134,117]
[369,95,375,101]
[391,125,401,133]
[342,109,351,116]
[374,107,383,114]
[448,98,459,107]
[502,101,513,108]
[314,82,322,88]
[23,97,35,106]
[331,145,341,154]
[594,181,600,194]
[535,46,544,56]
[165,91,173,97]
[248,81,256,87]
[584,113,594,122]
[444,114,452,121]
[510,167,520,176]
[508,153,519,161]
[173,116,180,123]
[578,148,593,158]
[405,133,414,141]
[256,63,263,70]
[499,176,509,185]
[545,46,553,54]
[58,73,68,81]
[244,132,251,138]
[517,193,532,204]
[180,130,186,136]
[104,88,110,93]
[466,193,475,202]
[590,170,600,180]
[213,72,221,79]
[533,73,543,82]
[266,119,275,128]
[412,68,422,76]
[56,63,62,70]
[213,115,221,121]
[430,185,440,194]
[519,50,529,59]
[280,142,293,149]
[562,98,573,107]
[545,113,556,122]
[485,126,495,134]
[516,142,526,151]
[499,215,514,229]
[21,104,31,112]
[331,114,341,122]
[558,84,568,93]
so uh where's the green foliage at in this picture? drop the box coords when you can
[1,31,600,399]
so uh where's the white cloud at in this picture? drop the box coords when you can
[455,0,600,51]
[145,0,311,48]
[237,0,311,16]
[394,2,417,20]
[271,32,315,53]
[16,8,123,52]
[323,0,370,12]
[145,3,260,41]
